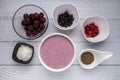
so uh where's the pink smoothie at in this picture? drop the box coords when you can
[40,35,74,69]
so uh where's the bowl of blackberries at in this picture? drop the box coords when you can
[53,3,79,30]
[12,4,49,40]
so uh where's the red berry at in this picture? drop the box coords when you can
[34,20,40,26]
[21,12,46,37]
[40,12,44,17]
[40,24,45,29]
[25,18,31,25]
[29,14,35,20]
[26,31,32,36]
[32,31,38,36]
[27,25,34,31]
[34,20,40,29]
[34,12,40,20]
[40,17,46,23]
[21,19,29,26]
[23,13,29,19]
[84,23,99,38]
[37,28,42,33]
[21,20,26,25]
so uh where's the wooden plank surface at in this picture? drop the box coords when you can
[0,0,120,80]
[0,0,120,19]
[0,66,120,80]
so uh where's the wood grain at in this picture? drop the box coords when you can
[0,0,120,19]
[0,66,120,80]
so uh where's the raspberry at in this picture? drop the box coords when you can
[84,23,99,38]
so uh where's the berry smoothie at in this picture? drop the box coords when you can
[40,35,74,69]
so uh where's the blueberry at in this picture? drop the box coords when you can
[57,11,74,27]
[65,11,69,15]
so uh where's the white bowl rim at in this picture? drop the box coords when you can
[53,3,80,30]
[82,15,110,43]
[38,33,76,72]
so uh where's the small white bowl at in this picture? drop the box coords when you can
[38,33,76,72]
[82,16,109,43]
[78,49,113,69]
[53,3,80,30]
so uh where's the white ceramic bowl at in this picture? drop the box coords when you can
[38,33,76,72]
[82,16,109,43]
[53,3,79,30]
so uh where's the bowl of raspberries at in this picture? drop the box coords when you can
[12,4,49,40]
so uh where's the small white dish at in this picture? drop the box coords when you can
[53,3,80,30]
[38,33,76,72]
[78,49,113,69]
[82,16,109,43]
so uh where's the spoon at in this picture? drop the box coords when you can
[78,49,113,69]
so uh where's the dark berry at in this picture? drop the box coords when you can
[24,26,28,31]
[26,31,32,36]
[40,12,44,17]
[37,28,42,33]
[21,19,29,26]
[27,25,34,32]
[34,20,40,29]
[57,11,74,27]
[23,13,29,19]
[21,12,46,37]
[65,11,69,15]
[40,24,45,29]
[21,20,26,25]
[40,17,46,23]
[29,14,35,20]
[25,18,31,25]
[32,31,38,36]
[34,20,40,26]
[58,21,62,26]
[34,12,40,20]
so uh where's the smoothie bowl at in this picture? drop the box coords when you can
[38,33,76,72]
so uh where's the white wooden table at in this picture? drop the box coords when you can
[0,0,120,80]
